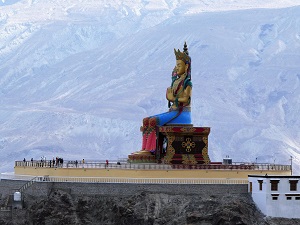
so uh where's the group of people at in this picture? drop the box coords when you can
[21,158,121,168]
[22,157,64,168]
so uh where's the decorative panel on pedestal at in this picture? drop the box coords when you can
[156,126,211,165]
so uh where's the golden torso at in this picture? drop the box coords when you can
[167,73,192,110]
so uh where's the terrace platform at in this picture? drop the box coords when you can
[13,161,291,181]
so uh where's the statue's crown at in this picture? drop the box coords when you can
[174,42,191,64]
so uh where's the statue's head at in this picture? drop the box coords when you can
[174,42,191,78]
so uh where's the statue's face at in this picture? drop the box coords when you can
[176,60,188,76]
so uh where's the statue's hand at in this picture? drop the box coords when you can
[171,104,178,110]
[166,87,174,101]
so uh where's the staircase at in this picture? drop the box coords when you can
[0,176,39,211]
[18,176,39,193]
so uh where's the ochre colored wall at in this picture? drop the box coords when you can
[14,166,291,179]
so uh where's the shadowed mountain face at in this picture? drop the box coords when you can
[0,1,300,173]
[10,190,269,225]
[1,188,299,225]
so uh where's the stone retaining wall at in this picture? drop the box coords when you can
[1,179,248,198]
[0,179,248,224]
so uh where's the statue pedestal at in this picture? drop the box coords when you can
[128,150,156,163]
[157,126,211,164]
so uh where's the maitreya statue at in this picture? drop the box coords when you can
[132,42,192,157]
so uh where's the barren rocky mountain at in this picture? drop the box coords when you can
[1,188,300,225]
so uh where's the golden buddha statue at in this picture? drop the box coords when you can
[131,42,192,159]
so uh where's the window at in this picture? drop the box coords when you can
[289,180,298,191]
[272,194,279,200]
[258,180,263,191]
[270,180,280,191]
[287,197,292,200]
[295,197,300,200]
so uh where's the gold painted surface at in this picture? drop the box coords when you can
[180,127,196,133]
[164,135,176,164]
[202,147,210,164]
[182,137,196,152]
[202,137,210,164]
[133,150,152,155]
[14,166,291,179]
[182,154,197,165]
[160,126,174,132]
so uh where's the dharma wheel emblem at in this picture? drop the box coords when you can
[182,138,195,152]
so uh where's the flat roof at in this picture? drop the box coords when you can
[248,175,300,178]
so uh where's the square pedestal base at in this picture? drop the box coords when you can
[157,126,211,165]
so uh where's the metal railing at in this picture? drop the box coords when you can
[45,176,248,184]
[14,160,291,171]
[18,176,39,193]
[1,173,248,184]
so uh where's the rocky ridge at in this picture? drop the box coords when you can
[1,189,300,225]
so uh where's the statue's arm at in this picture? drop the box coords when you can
[177,86,192,103]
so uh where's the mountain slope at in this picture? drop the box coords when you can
[0,1,300,172]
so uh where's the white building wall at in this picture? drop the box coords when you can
[267,194,300,218]
[266,178,300,218]
[249,176,300,219]
[252,192,267,215]
[249,177,267,215]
